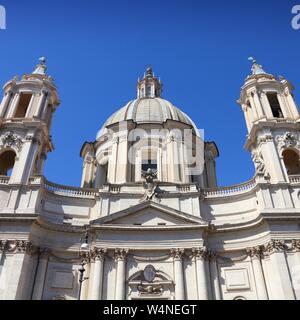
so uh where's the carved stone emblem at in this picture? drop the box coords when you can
[137,284,163,295]
[1,131,23,151]
[143,265,156,283]
[276,132,299,151]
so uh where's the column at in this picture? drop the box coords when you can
[171,248,185,300]
[0,241,6,299]
[248,95,258,120]
[192,247,209,300]
[277,94,291,118]
[116,133,128,183]
[247,247,268,300]
[210,252,221,300]
[260,92,274,118]
[25,94,35,118]
[0,90,12,118]
[90,248,106,300]
[80,262,90,300]
[284,91,299,120]
[87,259,95,299]
[259,134,286,183]
[10,134,39,184]
[32,248,50,300]
[38,91,49,119]
[242,105,251,132]
[7,93,20,118]
[108,136,119,183]
[262,240,295,300]
[4,240,36,300]
[253,91,265,118]
[289,240,300,299]
[114,249,128,300]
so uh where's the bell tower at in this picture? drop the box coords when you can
[0,57,60,184]
[238,57,300,184]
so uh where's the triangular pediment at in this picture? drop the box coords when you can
[91,201,207,227]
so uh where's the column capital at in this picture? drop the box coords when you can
[207,250,218,261]
[170,248,185,260]
[246,246,262,259]
[38,247,51,258]
[262,240,287,256]
[5,240,36,254]
[0,240,7,253]
[114,248,129,262]
[292,240,300,252]
[91,247,107,261]
[190,247,208,260]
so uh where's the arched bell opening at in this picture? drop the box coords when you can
[283,148,300,175]
[0,149,17,177]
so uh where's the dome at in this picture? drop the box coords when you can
[96,97,200,139]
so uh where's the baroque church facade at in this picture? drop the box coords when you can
[0,58,299,300]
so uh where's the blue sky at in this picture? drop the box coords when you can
[0,0,299,187]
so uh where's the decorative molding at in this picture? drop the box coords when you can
[138,284,163,295]
[257,134,273,145]
[0,131,23,152]
[218,253,248,262]
[131,254,170,262]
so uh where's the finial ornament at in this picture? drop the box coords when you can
[248,56,256,64]
[145,66,154,78]
[32,56,47,75]
[248,56,267,76]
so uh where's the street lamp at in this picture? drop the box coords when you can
[77,228,90,300]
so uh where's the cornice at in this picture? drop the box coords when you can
[92,224,207,231]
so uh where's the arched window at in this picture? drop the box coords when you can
[0,150,16,176]
[283,149,300,175]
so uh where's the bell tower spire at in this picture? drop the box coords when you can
[237,57,300,184]
[0,57,60,184]
[137,67,163,98]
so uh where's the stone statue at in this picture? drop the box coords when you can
[141,168,158,201]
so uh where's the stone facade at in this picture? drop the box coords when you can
[0,59,299,300]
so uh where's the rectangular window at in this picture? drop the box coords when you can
[267,93,283,118]
[141,159,157,172]
[141,148,157,170]
[14,93,32,118]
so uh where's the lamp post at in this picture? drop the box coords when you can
[77,228,90,301]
